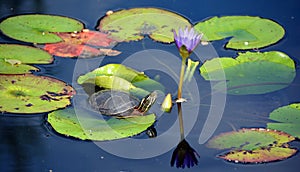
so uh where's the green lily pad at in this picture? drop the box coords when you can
[47,108,156,141]
[194,16,285,49]
[207,128,295,150]
[200,51,296,95]
[0,44,53,74]
[0,74,75,113]
[220,147,297,163]
[78,64,165,96]
[0,14,84,43]
[267,103,300,138]
[207,128,296,163]
[98,8,191,43]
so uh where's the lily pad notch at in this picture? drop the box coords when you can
[194,16,285,49]
[0,44,53,74]
[98,7,192,43]
[0,14,84,43]
[0,74,75,114]
[206,128,297,163]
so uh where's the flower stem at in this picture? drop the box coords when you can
[177,56,187,140]
[177,57,187,99]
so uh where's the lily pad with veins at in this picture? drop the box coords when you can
[0,14,84,43]
[194,16,285,49]
[0,44,53,74]
[43,30,119,58]
[267,103,300,138]
[98,8,192,43]
[77,64,165,96]
[47,108,156,141]
[207,128,296,163]
[0,74,75,113]
[200,51,296,95]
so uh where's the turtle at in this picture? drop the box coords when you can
[89,90,157,118]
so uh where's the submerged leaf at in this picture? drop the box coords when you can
[267,103,300,138]
[43,30,118,58]
[0,74,75,113]
[98,8,191,43]
[0,14,83,43]
[200,51,295,95]
[194,16,284,49]
[0,44,53,74]
[47,108,156,141]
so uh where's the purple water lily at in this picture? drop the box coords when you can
[173,27,202,54]
[170,139,199,169]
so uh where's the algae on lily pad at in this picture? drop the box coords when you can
[43,30,119,58]
[78,64,164,96]
[194,16,284,49]
[267,103,300,138]
[0,74,75,113]
[220,147,297,163]
[207,128,296,163]
[200,51,296,95]
[98,8,191,43]
[0,44,53,74]
[0,14,84,43]
[47,108,156,141]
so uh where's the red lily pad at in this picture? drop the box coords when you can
[43,30,119,58]
[220,147,297,163]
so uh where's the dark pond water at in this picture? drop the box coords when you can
[1,0,300,171]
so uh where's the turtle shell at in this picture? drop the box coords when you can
[89,90,139,117]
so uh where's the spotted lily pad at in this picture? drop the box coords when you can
[98,8,192,43]
[43,30,119,58]
[267,103,300,138]
[0,44,53,74]
[0,74,75,113]
[207,128,296,163]
[47,108,156,141]
[220,147,297,163]
[200,51,296,95]
[78,64,165,96]
[0,14,84,43]
[194,16,284,49]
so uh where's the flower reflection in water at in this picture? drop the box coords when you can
[171,139,200,169]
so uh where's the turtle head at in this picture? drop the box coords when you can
[135,91,158,113]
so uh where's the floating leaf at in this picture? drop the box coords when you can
[207,128,295,150]
[194,16,285,49]
[98,8,191,43]
[267,103,300,138]
[78,64,165,93]
[47,108,156,141]
[0,14,84,43]
[207,128,296,163]
[200,51,296,95]
[0,74,75,113]
[43,30,118,58]
[220,147,297,163]
[0,44,53,74]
